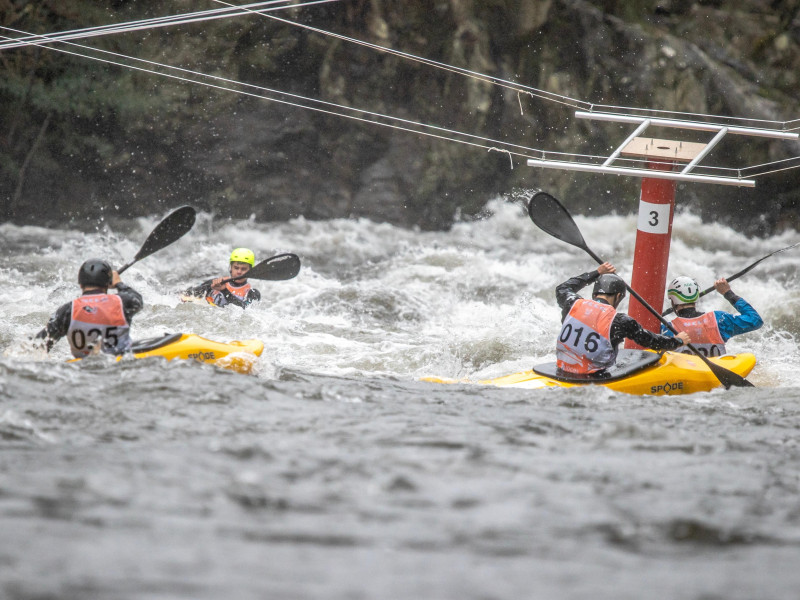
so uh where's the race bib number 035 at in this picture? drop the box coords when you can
[636,200,671,235]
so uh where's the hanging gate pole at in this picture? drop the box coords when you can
[625,159,676,347]
[615,137,707,347]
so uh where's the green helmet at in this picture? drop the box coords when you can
[229,248,255,266]
[668,276,699,305]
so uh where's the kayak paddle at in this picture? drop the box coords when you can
[217,253,301,285]
[118,205,196,275]
[662,241,800,316]
[526,190,753,389]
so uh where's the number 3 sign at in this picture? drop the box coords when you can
[636,200,671,234]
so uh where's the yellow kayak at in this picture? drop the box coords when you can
[70,333,264,375]
[423,349,756,395]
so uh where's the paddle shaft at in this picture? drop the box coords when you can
[582,246,685,336]
[662,241,800,316]
[217,274,249,286]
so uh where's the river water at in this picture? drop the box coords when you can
[1,197,799,600]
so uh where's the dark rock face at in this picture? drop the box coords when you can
[1,0,798,234]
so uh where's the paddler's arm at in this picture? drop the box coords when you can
[183,279,215,298]
[714,279,764,340]
[714,302,763,340]
[243,288,261,307]
[115,282,144,322]
[214,284,261,309]
[223,293,247,308]
[33,301,71,352]
[215,287,252,309]
[612,314,687,351]
[556,269,602,320]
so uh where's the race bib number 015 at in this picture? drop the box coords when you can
[636,200,671,235]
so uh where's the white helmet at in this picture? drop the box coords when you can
[667,276,699,306]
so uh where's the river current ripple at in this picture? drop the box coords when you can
[1,199,799,599]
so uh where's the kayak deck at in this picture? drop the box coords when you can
[131,333,263,374]
[71,333,264,375]
[423,350,757,395]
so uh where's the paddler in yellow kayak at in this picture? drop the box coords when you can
[661,276,763,356]
[182,247,262,308]
[556,262,690,376]
[34,259,144,358]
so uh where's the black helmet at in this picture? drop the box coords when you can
[78,258,113,287]
[593,274,626,297]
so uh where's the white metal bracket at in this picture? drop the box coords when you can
[527,111,799,187]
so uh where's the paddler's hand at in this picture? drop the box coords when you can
[210,277,225,291]
[109,271,121,289]
[597,262,616,275]
[676,331,691,346]
[714,278,731,295]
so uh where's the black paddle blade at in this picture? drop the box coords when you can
[689,345,754,389]
[247,253,301,281]
[527,191,589,251]
[134,206,196,262]
[667,343,753,389]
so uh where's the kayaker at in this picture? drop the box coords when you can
[35,258,143,358]
[556,262,689,375]
[183,247,261,308]
[661,276,763,356]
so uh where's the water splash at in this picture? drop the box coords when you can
[1,199,797,386]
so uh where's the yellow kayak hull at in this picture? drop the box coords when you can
[70,333,264,375]
[423,351,756,395]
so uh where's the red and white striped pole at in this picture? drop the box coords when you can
[625,159,677,347]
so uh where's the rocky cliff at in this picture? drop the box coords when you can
[1,0,798,234]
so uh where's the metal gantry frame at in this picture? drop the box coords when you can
[527,111,800,187]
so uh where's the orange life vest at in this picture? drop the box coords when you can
[207,281,252,305]
[670,312,726,356]
[557,298,617,374]
[224,281,251,299]
[67,294,131,358]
